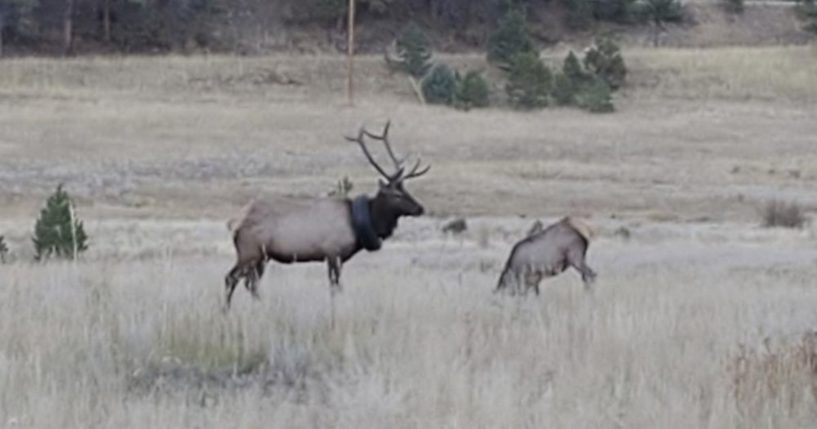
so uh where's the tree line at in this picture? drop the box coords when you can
[0,0,689,56]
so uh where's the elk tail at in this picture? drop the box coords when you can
[565,216,595,242]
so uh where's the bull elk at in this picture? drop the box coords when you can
[495,217,597,296]
[224,121,430,310]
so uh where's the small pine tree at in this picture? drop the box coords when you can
[564,51,589,83]
[422,63,459,105]
[505,52,552,110]
[0,236,8,263]
[454,71,491,111]
[552,51,589,106]
[583,37,627,90]
[392,22,433,79]
[32,184,88,261]
[635,0,684,28]
[551,73,576,106]
[487,7,536,69]
[575,77,615,113]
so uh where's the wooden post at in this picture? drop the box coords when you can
[63,0,75,56]
[346,0,355,106]
[103,0,111,43]
[0,12,5,58]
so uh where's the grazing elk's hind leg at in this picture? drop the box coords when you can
[224,264,242,310]
[244,259,265,300]
[524,269,543,296]
[567,247,597,291]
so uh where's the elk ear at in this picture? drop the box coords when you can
[378,179,387,189]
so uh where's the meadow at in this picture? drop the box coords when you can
[1,46,817,428]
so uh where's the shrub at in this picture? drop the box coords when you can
[796,0,817,34]
[422,63,459,105]
[387,22,433,79]
[575,77,615,113]
[328,176,354,197]
[454,71,491,110]
[634,0,684,26]
[722,0,744,14]
[583,36,627,90]
[761,200,807,229]
[32,184,88,261]
[505,52,552,110]
[487,7,536,69]
[0,236,8,263]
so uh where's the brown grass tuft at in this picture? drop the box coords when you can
[761,199,808,229]
[729,333,817,420]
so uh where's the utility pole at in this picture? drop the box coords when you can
[346,0,356,106]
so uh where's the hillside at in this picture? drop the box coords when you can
[0,1,813,57]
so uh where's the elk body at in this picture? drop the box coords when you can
[224,122,430,310]
[495,217,597,296]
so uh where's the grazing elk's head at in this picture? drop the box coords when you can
[346,121,430,218]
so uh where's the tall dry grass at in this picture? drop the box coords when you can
[1,46,816,103]
[1,219,817,428]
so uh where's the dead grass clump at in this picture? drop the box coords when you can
[442,218,468,235]
[761,199,808,229]
[729,333,817,419]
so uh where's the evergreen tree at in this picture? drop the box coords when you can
[583,37,627,90]
[564,0,594,30]
[422,63,459,105]
[564,51,589,83]
[454,70,491,110]
[32,184,88,261]
[505,52,552,109]
[797,0,817,34]
[487,7,535,69]
[551,73,576,106]
[575,77,615,113]
[394,22,433,79]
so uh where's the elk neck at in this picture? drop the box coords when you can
[368,195,400,240]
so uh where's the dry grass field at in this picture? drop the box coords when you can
[1,45,817,428]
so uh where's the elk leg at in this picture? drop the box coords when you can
[494,270,510,294]
[224,264,242,310]
[567,249,596,291]
[244,259,265,300]
[524,270,543,297]
[326,256,343,329]
[326,256,343,292]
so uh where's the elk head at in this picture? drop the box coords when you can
[346,121,430,219]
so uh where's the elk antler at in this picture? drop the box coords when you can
[346,127,402,182]
[361,121,403,171]
[347,120,430,183]
[402,157,431,181]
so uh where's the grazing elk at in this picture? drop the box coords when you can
[495,217,597,296]
[224,121,430,310]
